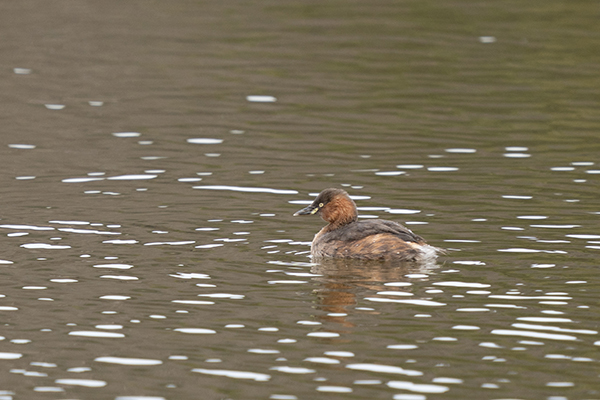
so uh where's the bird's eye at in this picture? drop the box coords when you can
[319,203,324,207]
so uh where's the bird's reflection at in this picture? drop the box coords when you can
[310,258,440,329]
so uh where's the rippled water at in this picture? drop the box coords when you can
[1,1,600,399]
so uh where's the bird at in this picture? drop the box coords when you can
[294,188,442,262]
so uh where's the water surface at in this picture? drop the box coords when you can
[1,1,600,399]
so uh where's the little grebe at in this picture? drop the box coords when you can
[294,188,441,262]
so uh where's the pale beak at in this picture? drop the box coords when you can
[293,204,319,216]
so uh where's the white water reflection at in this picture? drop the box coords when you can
[69,331,125,338]
[96,325,123,330]
[491,330,577,341]
[174,328,216,334]
[95,357,162,365]
[532,225,580,229]
[324,351,354,357]
[306,332,339,338]
[366,298,446,306]
[488,295,571,300]
[99,295,131,300]
[101,275,138,280]
[248,349,280,354]
[270,366,315,374]
[195,243,225,249]
[445,148,476,153]
[54,379,106,387]
[346,363,422,376]
[172,300,214,305]
[387,344,418,350]
[194,185,298,194]
[502,195,533,199]
[504,153,531,158]
[20,243,71,249]
[511,323,597,335]
[0,224,54,231]
[192,368,270,381]
[427,167,459,172]
[8,144,36,149]
[304,357,339,364]
[44,104,65,110]
[386,209,421,215]
[452,260,485,265]
[316,386,352,393]
[375,291,413,297]
[246,95,277,102]
[375,171,405,176]
[186,138,223,144]
[0,353,22,359]
[497,248,567,254]
[62,174,157,183]
[58,228,120,235]
[566,234,600,239]
[107,174,157,180]
[198,293,244,299]
[62,177,105,183]
[112,132,141,138]
[34,387,64,393]
[432,281,490,288]
[93,264,133,269]
[388,381,449,393]
[144,241,195,246]
[170,272,210,279]
[13,68,31,74]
